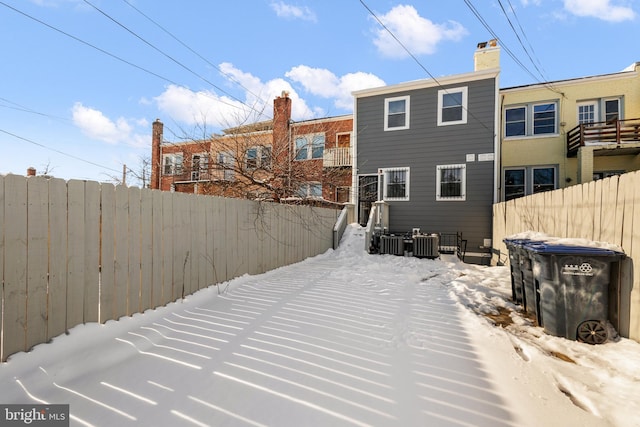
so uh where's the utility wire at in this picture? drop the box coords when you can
[358,0,495,135]
[82,0,271,121]
[0,128,123,174]
[504,0,548,80]
[120,0,266,105]
[0,97,72,123]
[497,0,547,82]
[0,1,259,118]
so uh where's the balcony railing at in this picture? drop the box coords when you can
[164,166,234,182]
[323,147,352,167]
[567,118,640,157]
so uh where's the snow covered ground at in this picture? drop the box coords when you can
[1,225,639,426]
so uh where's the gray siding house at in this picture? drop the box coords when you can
[352,44,500,264]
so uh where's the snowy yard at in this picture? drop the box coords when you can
[1,225,639,426]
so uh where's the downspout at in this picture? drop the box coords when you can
[351,94,359,224]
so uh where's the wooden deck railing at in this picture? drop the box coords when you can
[567,118,640,157]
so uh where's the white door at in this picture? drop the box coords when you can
[577,101,599,125]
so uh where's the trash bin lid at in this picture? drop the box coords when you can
[524,242,624,257]
[503,238,532,247]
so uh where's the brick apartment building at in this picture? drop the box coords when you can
[151,92,353,204]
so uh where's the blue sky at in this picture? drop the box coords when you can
[1,0,638,184]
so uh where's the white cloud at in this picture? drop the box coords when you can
[72,103,148,147]
[563,0,635,22]
[270,1,316,22]
[370,5,467,59]
[154,64,385,128]
[286,66,385,110]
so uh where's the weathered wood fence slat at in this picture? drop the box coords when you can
[0,175,337,362]
[493,171,640,342]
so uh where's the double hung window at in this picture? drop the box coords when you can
[384,96,410,131]
[503,166,557,201]
[295,134,324,160]
[437,87,468,126]
[504,101,558,137]
[379,167,410,201]
[436,164,466,201]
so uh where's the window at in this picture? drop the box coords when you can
[297,183,322,199]
[295,134,324,160]
[438,87,468,126]
[504,102,558,138]
[533,103,556,135]
[162,153,183,175]
[245,146,271,170]
[216,152,235,181]
[246,148,258,170]
[532,167,555,193]
[379,167,409,201]
[384,96,410,131]
[504,169,525,201]
[505,107,526,137]
[605,99,620,122]
[578,101,597,125]
[502,166,557,200]
[191,154,209,181]
[436,164,466,201]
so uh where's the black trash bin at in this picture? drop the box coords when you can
[503,238,530,306]
[524,242,624,344]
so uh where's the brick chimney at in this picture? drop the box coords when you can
[27,167,36,177]
[151,119,163,190]
[474,39,500,71]
[271,92,292,196]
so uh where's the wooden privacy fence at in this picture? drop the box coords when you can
[492,170,640,341]
[0,174,338,362]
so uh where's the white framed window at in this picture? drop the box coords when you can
[379,167,410,201]
[505,106,526,137]
[436,164,466,201]
[577,98,622,124]
[384,96,410,131]
[245,146,271,170]
[503,165,557,201]
[162,153,183,175]
[216,152,235,181]
[295,133,324,160]
[532,166,555,193]
[577,101,598,125]
[504,168,525,201]
[191,153,209,181]
[533,102,556,135]
[504,101,558,138]
[296,182,322,199]
[437,87,468,126]
[604,98,620,122]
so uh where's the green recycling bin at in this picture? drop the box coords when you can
[525,242,624,344]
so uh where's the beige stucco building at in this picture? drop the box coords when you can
[499,62,640,201]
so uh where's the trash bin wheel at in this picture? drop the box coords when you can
[576,320,608,345]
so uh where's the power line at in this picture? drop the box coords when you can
[120,0,265,105]
[0,1,265,120]
[497,0,547,82]
[0,97,72,123]
[504,0,548,80]
[0,128,123,174]
[81,0,271,121]
[358,0,495,135]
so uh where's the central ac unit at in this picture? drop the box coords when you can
[380,235,404,255]
[414,234,439,259]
